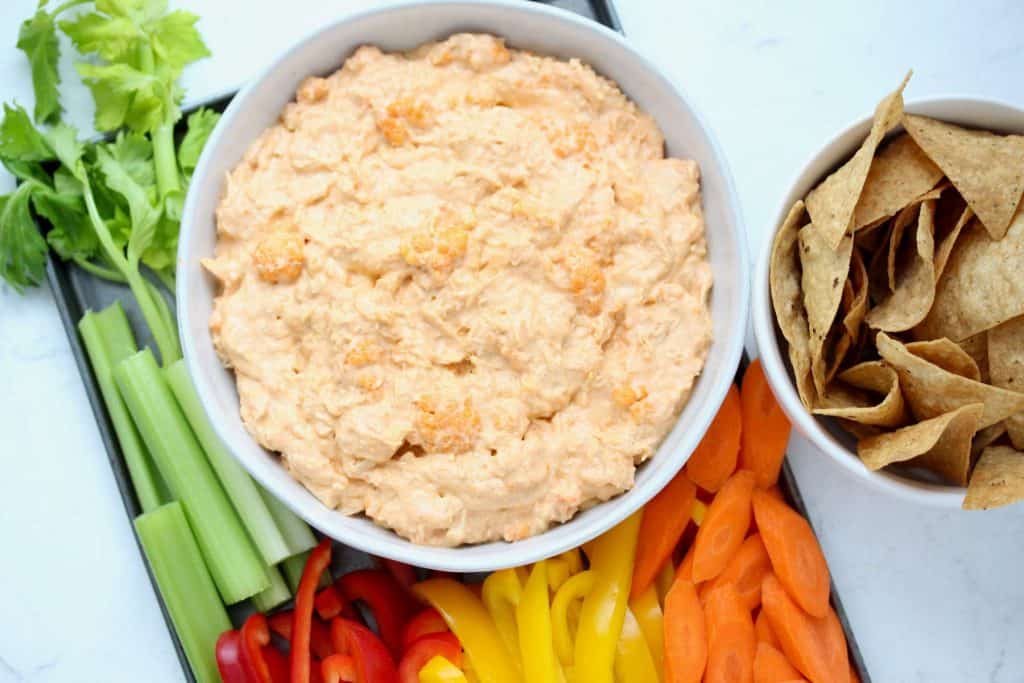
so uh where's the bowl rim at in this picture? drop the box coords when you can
[751,93,1024,508]
[178,0,749,569]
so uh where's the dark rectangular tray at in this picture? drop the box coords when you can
[40,0,869,680]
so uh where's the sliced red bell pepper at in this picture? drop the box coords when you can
[315,585,348,621]
[380,558,418,592]
[292,539,334,683]
[330,618,399,683]
[267,610,293,641]
[241,613,273,683]
[262,646,290,683]
[267,608,334,660]
[398,632,463,683]
[336,569,414,658]
[401,608,450,650]
[215,630,253,683]
[321,654,357,683]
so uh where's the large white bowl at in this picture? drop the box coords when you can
[752,96,1024,508]
[179,0,748,571]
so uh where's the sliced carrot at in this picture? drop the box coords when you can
[632,473,698,598]
[754,641,802,683]
[849,663,861,683]
[663,578,707,683]
[691,470,756,583]
[677,542,696,584]
[684,384,743,492]
[703,584,755,683]
[701,533,773,611]
[754,609,781,649]
[738,359,792,488]
[762,575,849,683]
[764,485,785,502]
[753,490,830,618]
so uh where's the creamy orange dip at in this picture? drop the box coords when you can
[206,34,712,546]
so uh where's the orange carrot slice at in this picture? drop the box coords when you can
[701,533,773,611]
[752,490,831,618]
[754,609,781,649]
[684,384,742,492]
[664,578,707,683]
[762,575,849,683]
[738,359,792,488]
[677,542,696,584]
[691,470,756,583]
[849,663,861,683]
[703,584,756,683]
[754,641,802,683]
[632,474,698,598]
[764,485,785,502]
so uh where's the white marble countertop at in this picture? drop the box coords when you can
[2,0,1023,681]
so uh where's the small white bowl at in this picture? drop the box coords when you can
[179,0,748,570]
[752,96,1024,508]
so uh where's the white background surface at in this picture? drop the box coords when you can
[1,0,1023,680]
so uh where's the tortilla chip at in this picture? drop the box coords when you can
[806,74,910,248]
[957,332,990,383]
[877,332,1024,430]
[865,198,937,331]
[987,315,1024,449]
[903,114,1024,240]
[855,218,890,253]
[799,225,854,396]
[843,248,870,338]
[972,422,1007,458]
[933,206,974,280]
[963,445,1024,510]
[851,133,944,231]
[813,361,908,427]
[838,420,883,440]
[770,201,816,408]
[858,403,983,485]
[905,338,981,381]
[914,203,1024,341]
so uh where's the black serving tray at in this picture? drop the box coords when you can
[40,0,870,680]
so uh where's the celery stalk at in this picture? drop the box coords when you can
[251,564,292,612]
[281,550,331,593]
[135,502,231,683]
[258,485,317,558]
[115,349,269,603]
[164,359,293,565]
[78,304,168,512]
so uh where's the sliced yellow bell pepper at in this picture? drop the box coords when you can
[420,656,470,683]
[517,560,563,683]
[614,607,659,683]
[481,569,522,669]
[573,511,642,683]
[413,579,523,683]
[546,558,571,593]
[551,570,595,667]
[628,585,665,679]
[692,499,707,526]
[558,548,584,575]
[654,561,675,607]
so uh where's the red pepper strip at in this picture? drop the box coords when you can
[292,539,333,683]
[397,632,463,683]
[381,558,418,592]
[241,613,273,683]
[321,654,358,683]
[337,569,415,658]
[262,646,290,683]
[331,618,399,683]
[215,630,254,683]
[401,608,450,650]
[267,608,334,660]
[268,610,293,641]
[315,585,347,621]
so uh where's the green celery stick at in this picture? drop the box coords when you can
[281,550,331,593]
[258,485,317,558]
[135,502,231,683]
[115,349,268,603]
[164,359,293,565]
[251,564,292,612]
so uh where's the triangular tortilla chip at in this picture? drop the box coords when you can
[903,114,1024,240]
[814,361,907,427]
[799,225,854,396]
[866,197,937,331]
[987,315,1024,449]
[972,422,1007,457]
[858,403,983,485]
[957,332,990,384]
[806,73,910,248]
[770,200,816,408]
[934,206,973,280]
[851,133,944,231]
[906,338,980,381]
[877,332,1024,429]
[964,445,1024,510]
[843,248,870,338]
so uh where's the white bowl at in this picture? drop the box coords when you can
[179,0,748,571]
[752,96,1024,508]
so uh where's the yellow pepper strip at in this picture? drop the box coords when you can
[514,566,530,586]
[463,658,481,683]
[573,511,642,683]
[654,561,675,607]
[558,548,584,575]
[692,499,707,527]
[546,558,571,593]
[419,656,470,683]
[614,607,660,683]
[629,584,665,679]
[414,579,523,683]
[517,561,562,683]
[551,571,596,667]
[481,569,522,670]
